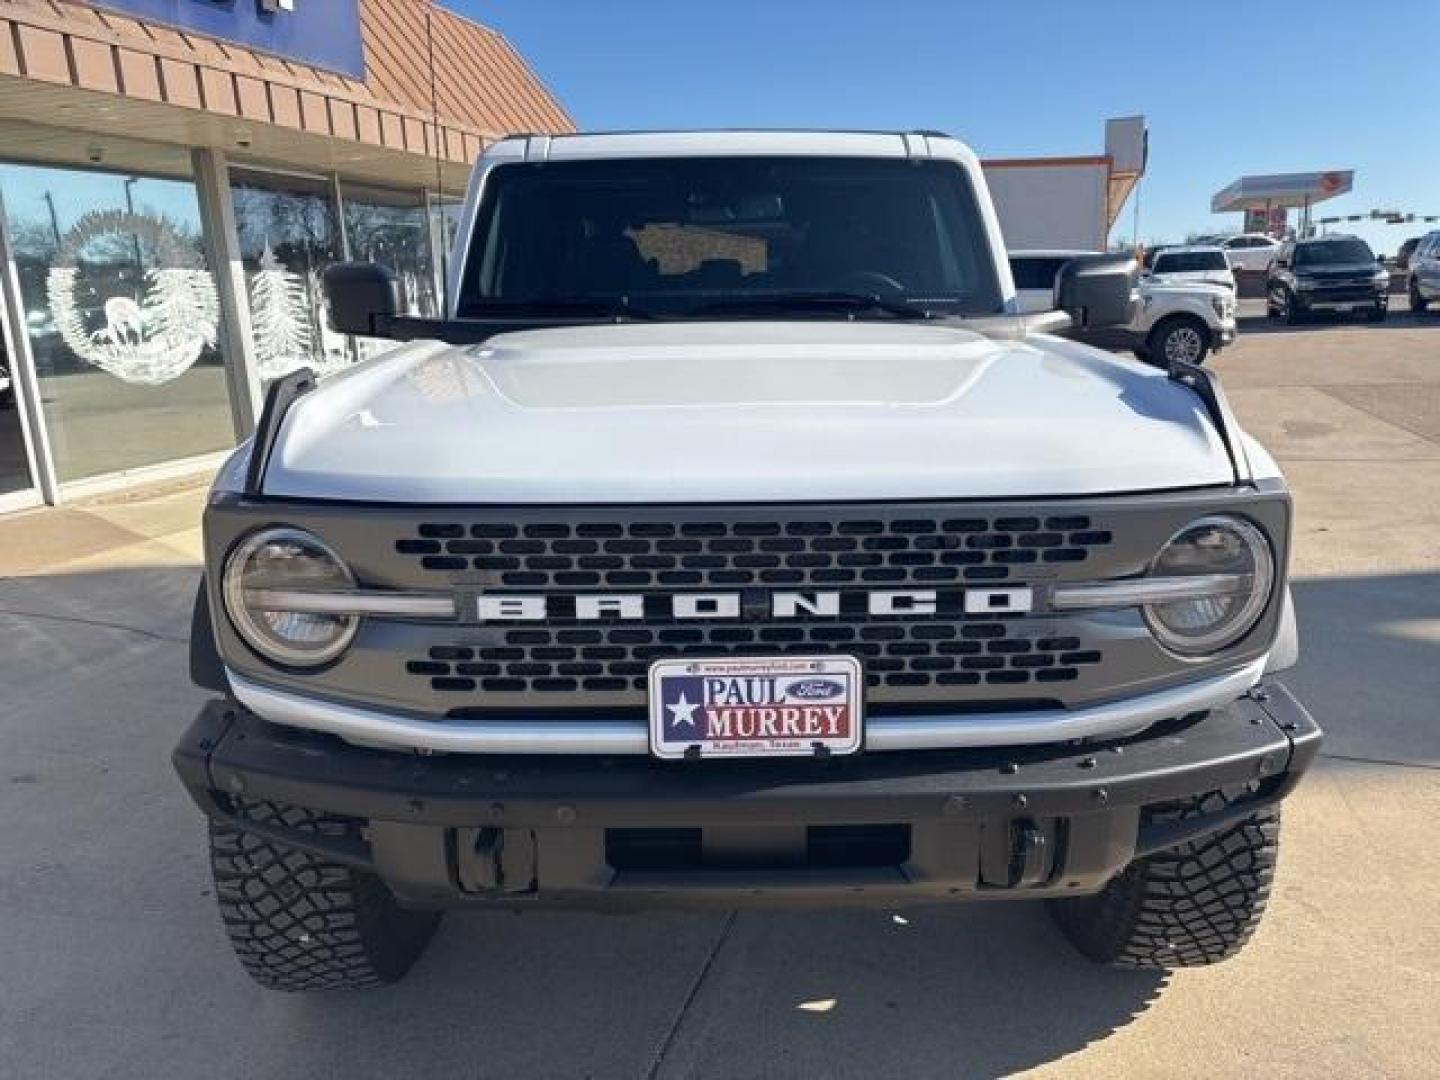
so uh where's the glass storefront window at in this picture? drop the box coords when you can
[0,317,35,498]
[434,195,465,287]
[230,168,350,380]
[0,163,234,484]
[342,183,438,361]
[344,183,439,316]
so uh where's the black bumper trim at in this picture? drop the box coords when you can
[173,681,1320,906]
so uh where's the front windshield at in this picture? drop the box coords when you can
[457,156,1004,319]
[1155,251,1228,273]
[1296,239,1374,267]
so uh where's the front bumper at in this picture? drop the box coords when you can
[1296,286,1387,310]
[174,681,1320,910]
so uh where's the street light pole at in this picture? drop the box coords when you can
[123,177,144,278]
[41,191,60,247]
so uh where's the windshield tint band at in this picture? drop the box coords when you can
[1296,240,1374,266]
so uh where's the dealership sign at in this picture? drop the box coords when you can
[92,1,364,78]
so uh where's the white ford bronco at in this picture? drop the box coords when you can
[175,131,1319,991]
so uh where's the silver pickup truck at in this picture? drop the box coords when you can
[1010,249,1238,366]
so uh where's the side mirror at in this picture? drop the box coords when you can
[1054,254,1137,329]
[322,262,403,337]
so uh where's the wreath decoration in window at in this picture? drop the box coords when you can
[46,209,220,386]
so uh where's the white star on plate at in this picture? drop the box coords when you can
[667,691,700,730]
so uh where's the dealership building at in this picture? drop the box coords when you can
[0,0,572,514]
[983,116,1147,252]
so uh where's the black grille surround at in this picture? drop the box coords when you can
[1302,283,1385,303]
[204,488,1292,718]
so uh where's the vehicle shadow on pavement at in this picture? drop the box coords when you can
[279,904,1167,1080]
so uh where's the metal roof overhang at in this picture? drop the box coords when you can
[0,76,475,191]
[0,0,570,191]
[1211,171,1354,212]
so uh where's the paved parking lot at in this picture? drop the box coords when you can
[1,304,1437,1079]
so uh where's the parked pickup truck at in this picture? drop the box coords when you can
[175,130,1319,991]
[1010,249,1237,365]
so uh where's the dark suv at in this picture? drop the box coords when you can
[1266,235,1389,324]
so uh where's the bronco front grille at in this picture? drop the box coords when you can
[389,509,1124,709]
[1307,284,1380,300]
[406,620,1104,697]
[209,490,1292,718]
[394,515,1113,589]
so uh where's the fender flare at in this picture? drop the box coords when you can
[1264,587,1299,674]
[190,576,230,693]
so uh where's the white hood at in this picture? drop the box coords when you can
[262,322,1234,503]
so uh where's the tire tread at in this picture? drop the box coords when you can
[1049,790,1280,968]
[209,801,438,992]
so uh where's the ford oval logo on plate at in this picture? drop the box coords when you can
[789,678,845,700]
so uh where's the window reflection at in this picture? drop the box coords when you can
[230,168,350,379]
[342,183,437,360]
[0,324,30,496]
[0,163,232,483]
[434,196,465,283]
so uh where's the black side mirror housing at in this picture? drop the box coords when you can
[1054,254,1137,329]
[322,262,403,337]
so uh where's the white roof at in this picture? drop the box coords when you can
[486,129,976,162]
[1154,245,1227,255]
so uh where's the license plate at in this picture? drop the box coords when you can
[648,655,863,760]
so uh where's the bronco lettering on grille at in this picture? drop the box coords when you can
[474,588,1034,622]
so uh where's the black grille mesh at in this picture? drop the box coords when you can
[406,620,1103,696]
[394,515,1113,588]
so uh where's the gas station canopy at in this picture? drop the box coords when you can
[1211,171,1354,213]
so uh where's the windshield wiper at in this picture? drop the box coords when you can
[460,296,660,321]
[687,291,936,320]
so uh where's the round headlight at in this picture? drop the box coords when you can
[222,527,358,667]
[1144,516,1274,657]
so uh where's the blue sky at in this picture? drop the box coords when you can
[460,0,1439,254]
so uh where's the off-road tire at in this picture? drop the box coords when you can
[1410,278,1429,313]
[1048,791,1280,968]
[209,802,440,991]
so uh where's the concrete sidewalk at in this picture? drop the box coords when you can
[1,319,1438,1078]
